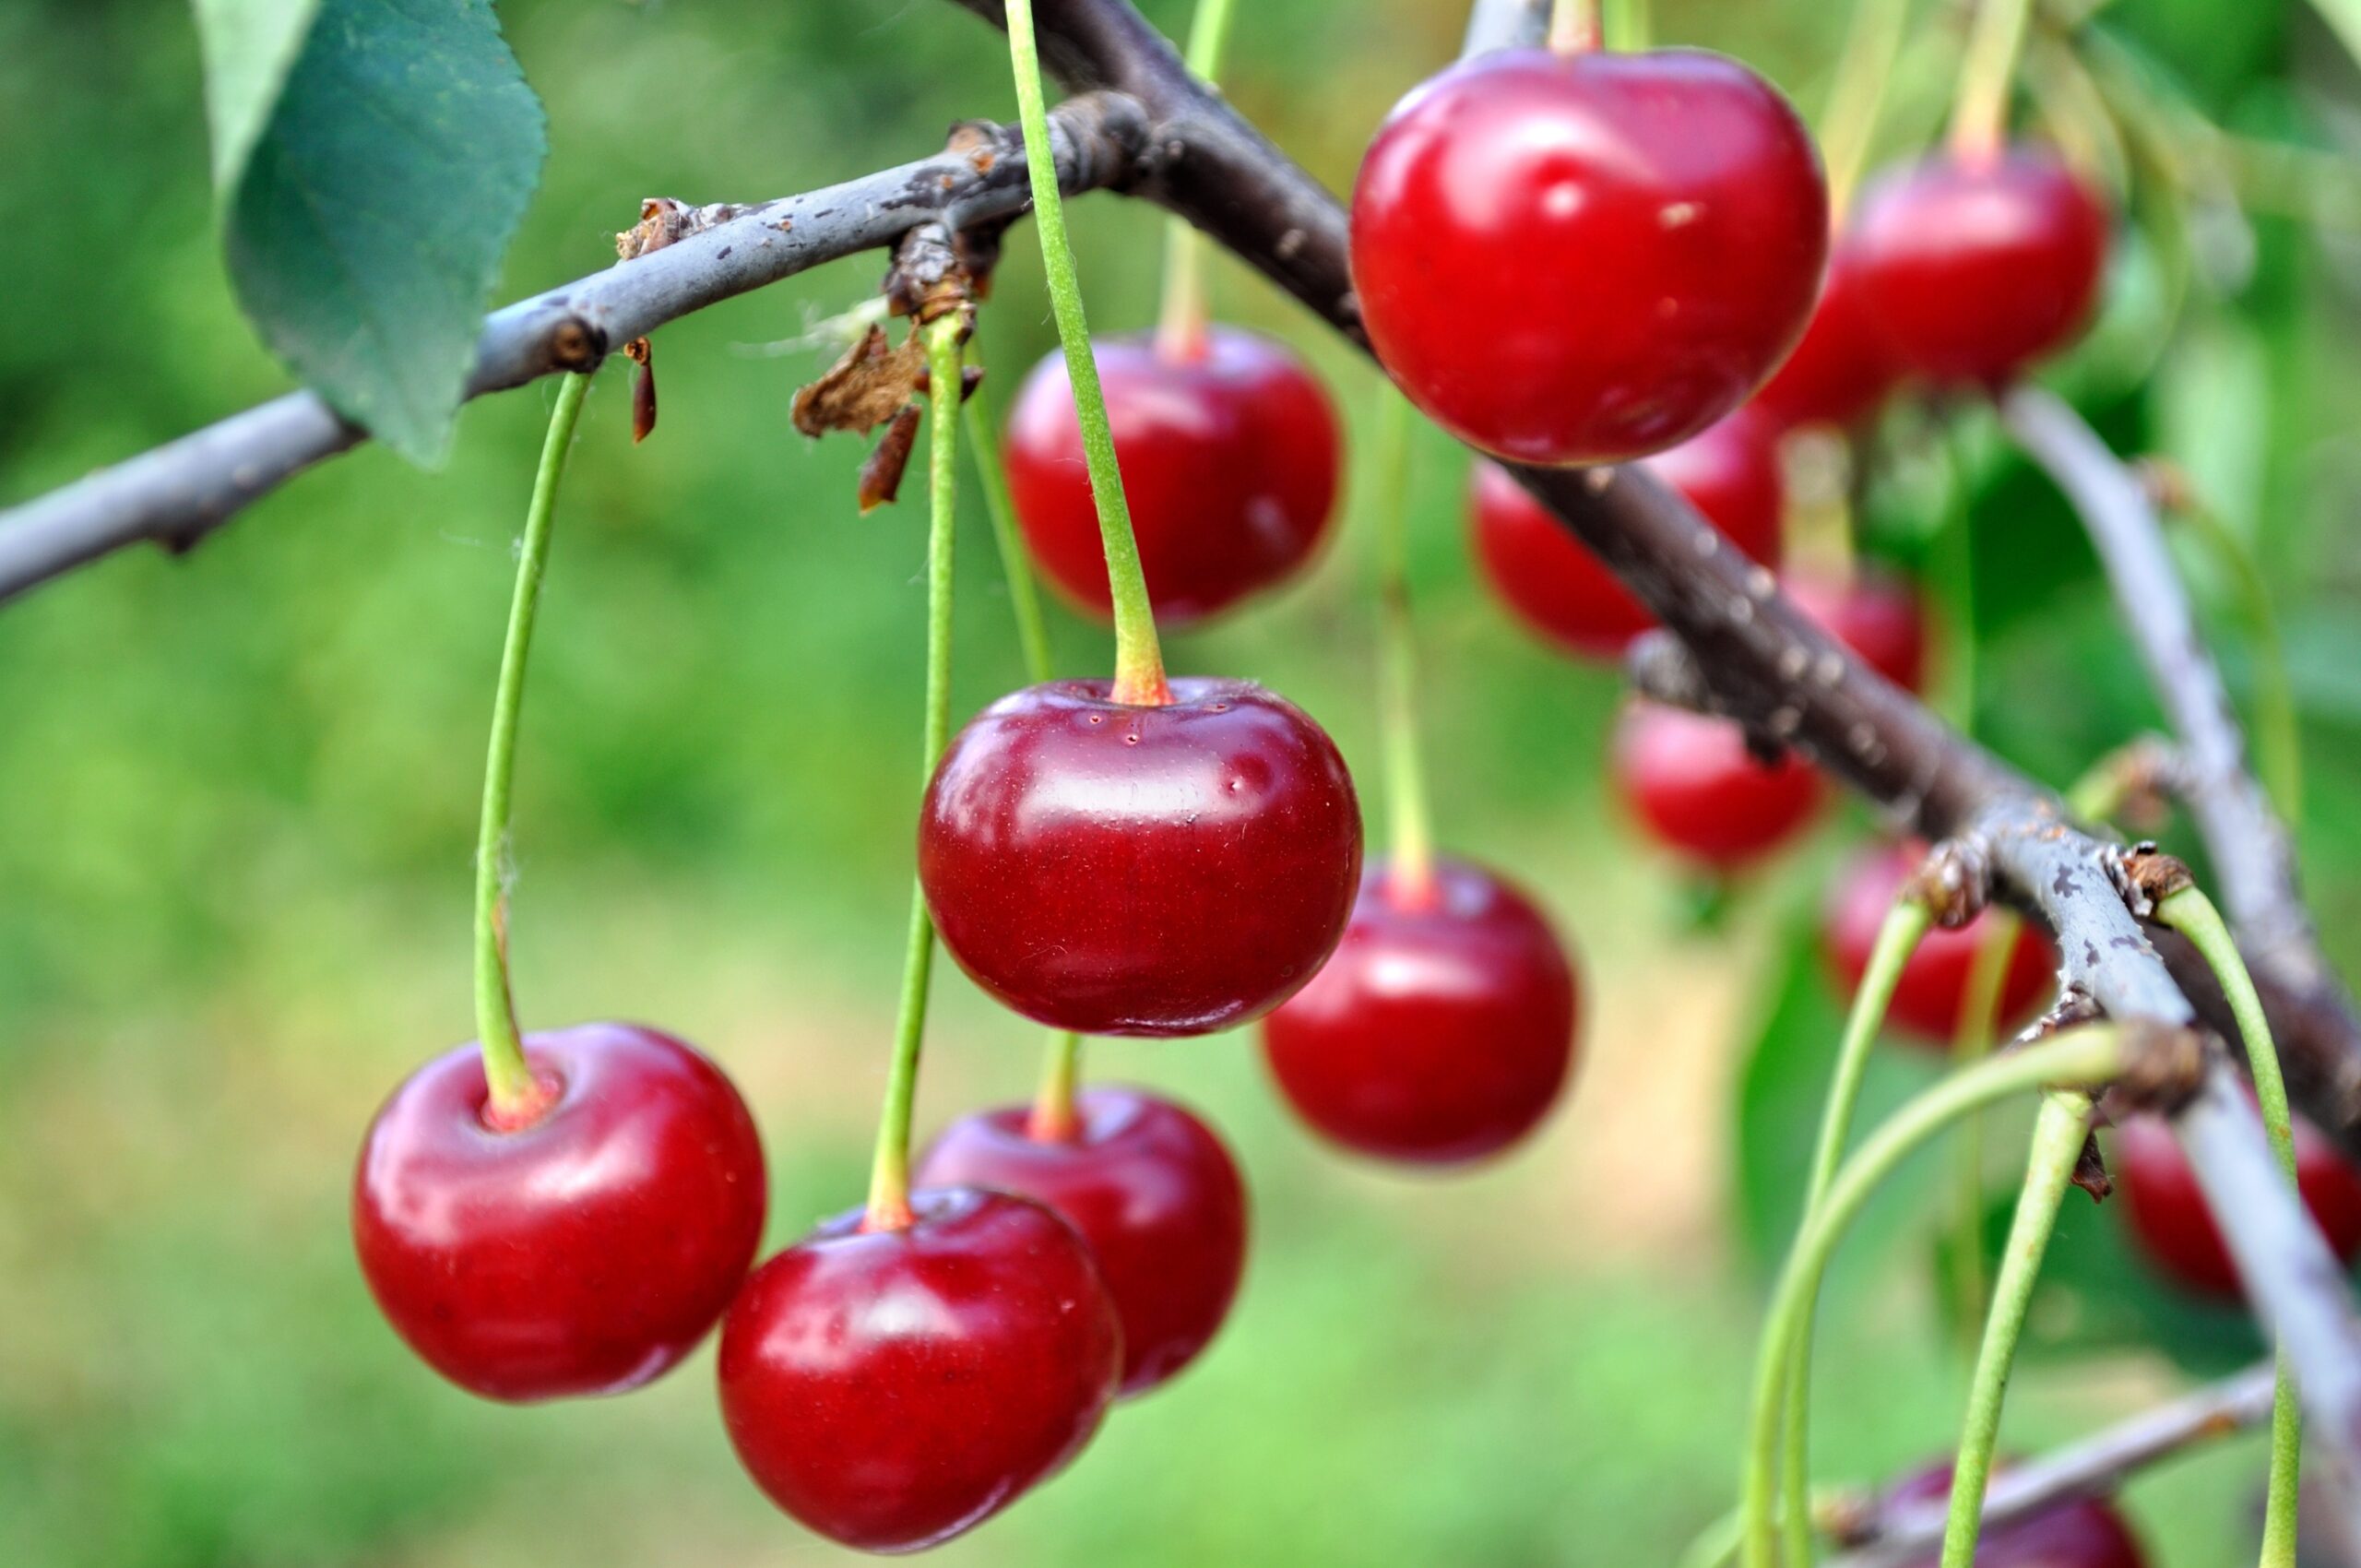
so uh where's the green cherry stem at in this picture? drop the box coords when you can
[1548,0,1604,54]
[1778,889,1936,1566]
[862,315,967,1233]
[1004,0,1169,707]
[1947,911,2022,1348]
[1604,0,1652,52]
[1949,0,2036,162]
[1154,0,1239,362]
[1939,1088,2095,1568]
[473,369,593,1129]
[1819,0,1911,220]
[1738,1026,2131,1568]
[2154,885,2302,1568]
[1370,390,1438,908]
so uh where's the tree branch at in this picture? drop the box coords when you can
[0,92,1147,604]
[2001,385,2361,1157]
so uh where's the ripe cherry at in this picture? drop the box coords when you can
[1750,241,1902,431]
[1887,1461,2146,1568]
[1470,411,1784,660]
[1262,856,1578,1165]
[718,1188,1121,1552]
[2116,1111,2361,1300]
[1611,702,1824,870]
[919,678,1362,1036]
[1351,47,1827,465]
[1784,568,1931,695]
[916,1087,1247,1395]
[352,1022,766,1403]
[1849,147,2110,390]
[1821,844,2056,1048]
[1003,329,1341,627]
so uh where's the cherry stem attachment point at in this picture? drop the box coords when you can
[2154,885,2302,1568]
[1370,390,1437,909]
[1949,0,2035,161]
[1548,0,1604,53]
[1154,0,1238,362]
[473,369,592,1128]
[1004,0,1169,707]
[863,315,967,1233]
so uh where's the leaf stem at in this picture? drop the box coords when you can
[1819,0,1912,220]
[2154,885,2302,1568]
[1739,1026,2130,1568]
[1004,0,1169,707]
[1949,0,2036,161]
[862,318,967,1232]
[473,370,592,1128]
[1370,390,1437,908]
[1154,0,1239,362]
[1939,1089,2095,1568]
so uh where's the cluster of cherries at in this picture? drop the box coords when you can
[338,14,2329,1564]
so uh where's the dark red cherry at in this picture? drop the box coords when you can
[919,678,1361,1037]
[1822,844,2056,1048]
[718,1188,1121,1552]
[1351,47,1827,465]
[916,1087,1247,1395]
[1611,702,1823,870]
[1783,568,1930,694]
[1887,1461,2146,1568]
[352,1022,766,1403]
[1470,411,1783,660]
[2117,1111,2361,1300]
[1750,240,1902,431]
[1261,856,1578,1165]
[1850,147,2111,389]
[1003,329,1341,627]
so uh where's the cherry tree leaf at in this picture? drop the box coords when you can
[205,0,547,464]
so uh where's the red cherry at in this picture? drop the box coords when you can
[1611,702,1823,870]
[1887,1461,2146,1568]
[1783,568,1930,694]
[919,678,1362,1036]
[1003,329,1341,628]
[718,1188,1121,1552]
[1750,241,1902,431]
[352,1023,766,1402]
[1821,844,2056,1048]
[1470,411,1783,660]
[1850,148,2111,389]
[1351,47,1827,465]
[1261,856,1578,1165]
[915,1087,1247,1395]
[2117,1111,2361,1300]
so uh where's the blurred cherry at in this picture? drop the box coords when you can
[1821,844,2056,1047]
[1611,702,1823,870]
[2117,1111,2361,1300]
[1751,241,1902,431]
[1784,568,1930,694]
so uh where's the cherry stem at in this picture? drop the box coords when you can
[1367,391,1438,909]
[2154,885,2302,1568]
[1948,0,2035,161]
[1028,1029,1086,1142]
[1153,0,1238,363]
[1004,0,1169,707]
[1818,0,1909,221]
[1738,1026,2131,1568]
[1604,0,1651,51]
[1946,911,2019,1353]
[1548,0,1604,53]
[472,370,592,1127]
[1778,891,1935,1567]
[1939,1089,2094,1568]
[861,315,967,1234]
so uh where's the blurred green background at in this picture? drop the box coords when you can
[6,0,2361,1562]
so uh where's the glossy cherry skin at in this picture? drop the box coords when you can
[916,1087,1247,1395]
[1822,844,2056,1048]
[1750,240,1902,431]
[1470,411,1784,660]
[718,1188,1121,1553]
[1611,702,1824,870]
[2117,1111,2361,1300]
[1262,857,1578,1165]
[352,1022,767,1403]
[1850,147,2111,389]
[1888,1461,2146,1568]
[1784,568,1931,694]
[919,678,1362,1037]
[1003,329,1341,628]
[1352,47,1827,466]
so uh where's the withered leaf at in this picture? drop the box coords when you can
[791,325,927,439]
[858,404,925,514]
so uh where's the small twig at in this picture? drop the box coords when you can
[1460,0,1549,53]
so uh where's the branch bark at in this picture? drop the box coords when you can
[0,93,1146,604]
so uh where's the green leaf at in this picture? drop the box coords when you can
[2308,0,2361,77]
[191,0,321,192]
[213,0,547,464]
